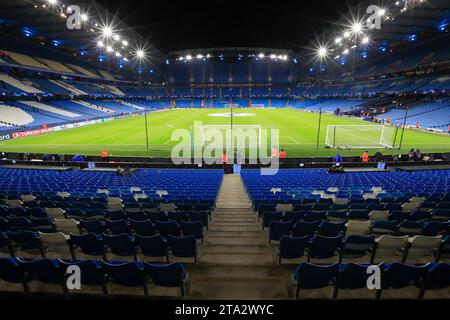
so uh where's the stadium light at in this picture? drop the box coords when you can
[335,37,342,44]
[122,40,128,47]
[136,49,146,59]
[270,54,277,59]
[47,0,58,5]
[343,48,350,55]
[106,46,113,53]
[113,34,120,42]
[186,55,192,61]
[196,54,204,59]
[97,40,105,48]
[351,22,363,34]
[362,36,370,45]
[81,13,88,22]
[317,47,328,58]
[258,53,265,58]
[343,31,351,38]
[102,26,113,38]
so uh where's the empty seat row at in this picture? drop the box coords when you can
[0,232,199,263]
[267,219,449,239]
[292,262,450,299]
[260,208,450,224]
[276,234,449,264]
[0,258,188,296]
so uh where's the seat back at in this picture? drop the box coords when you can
[346,220,371,236]
[294,262,339,289]
[55,219,79,235]
[39,232,71,258]
[144,262,186,288]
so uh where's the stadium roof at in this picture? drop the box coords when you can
[300,0,450,63]
[0,0,163,67]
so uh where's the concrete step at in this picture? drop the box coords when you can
[206,230,264,238]
[188,278,290,300]
[213,208,253,214]
[187,265,292,299]
[206,236,267,246]
[213,213,254,218]
[209,224,262,232]
[199,244,271,255]
[216,204,252,209]
[198,253,275,266]
[213,217,256,223]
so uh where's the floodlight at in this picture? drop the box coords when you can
[317,47,328,58]
[335,37,342,44]
[362,36,370,44]
[102,26,113,38]
[136,49,145,59]
[351,22,363,34]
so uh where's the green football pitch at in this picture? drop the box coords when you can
[0,109,449,158]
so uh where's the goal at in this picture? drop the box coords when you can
[325,125,398,149]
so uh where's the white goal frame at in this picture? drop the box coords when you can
[325,125,396,149]
[200,125,263,148]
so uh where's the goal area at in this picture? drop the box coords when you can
[325,125,399,149]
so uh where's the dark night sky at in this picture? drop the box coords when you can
[95,0,363,53]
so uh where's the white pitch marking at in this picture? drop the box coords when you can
[166,124,174,128]
[284,136,301,144]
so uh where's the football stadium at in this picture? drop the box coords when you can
[0,0,449,309]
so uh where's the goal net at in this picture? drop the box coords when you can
[325,125,398,149]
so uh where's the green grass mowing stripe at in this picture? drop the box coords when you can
[1,109,449,158]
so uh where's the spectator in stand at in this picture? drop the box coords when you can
[116,166,124,177]
[222,152,229,164]
[334,153,343,164]
[415,149,422,161]
[374,150,384,163]
[408,149,416,162]
[279,149,287,159]
[361,151,370,163]
[101,149,109,162]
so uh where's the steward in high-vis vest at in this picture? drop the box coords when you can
[361,151,369,163]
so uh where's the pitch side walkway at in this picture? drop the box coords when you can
[188,175,292,299]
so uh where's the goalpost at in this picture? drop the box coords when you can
[325,125,399,149]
